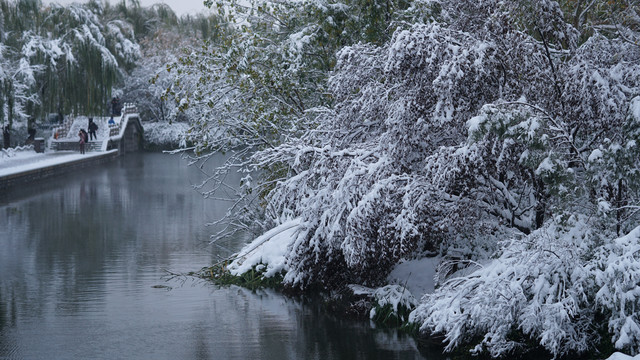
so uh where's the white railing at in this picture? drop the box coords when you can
[109,103,139,138]
[52,115,75,139]
[108,103,138,138]
[1,145,35,158]
[49,103,141,152]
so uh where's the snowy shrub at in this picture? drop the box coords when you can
[370,285,418,326]
[244,0,640,292]
[254,21,508,290]
[411,222,640,358]
[595,226,640,354]
[166,0,640,358]
[143,121,189,148]
[410,217,597,358]
[585,96,640,236]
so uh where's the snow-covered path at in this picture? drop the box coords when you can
[0,150,117,178]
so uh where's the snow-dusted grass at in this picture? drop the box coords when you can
[369,284,418,326]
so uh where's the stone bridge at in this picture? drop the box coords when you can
[50,103,143,154]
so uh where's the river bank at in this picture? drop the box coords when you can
[197,219,639,360]
[196,219,444,347]
[0,149,119,191]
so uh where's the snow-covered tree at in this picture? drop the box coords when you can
[221,0,640,356]
[36,2,140,116]
[0,44,40,130]
[158,0,640,355]
[162,0,414,238]
[0,0,142,130]
[410,216,598,358]
[401,1,640,357]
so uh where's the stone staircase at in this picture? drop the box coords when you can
[50,115,113,152]
[50,140,104,152]
[48,104,141,153]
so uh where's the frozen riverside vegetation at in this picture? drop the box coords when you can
[213,216,640,360]
[226,218,439,300]
[5,0,638,358]
[177,0,640,357]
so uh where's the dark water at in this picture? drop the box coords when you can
[0,153,429,359]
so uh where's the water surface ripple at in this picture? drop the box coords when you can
[0,153,428,359]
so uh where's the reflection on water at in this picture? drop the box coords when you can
[0,153,429,359]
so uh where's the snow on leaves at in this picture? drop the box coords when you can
[410,217,595,358]
[412,221,640,358]
[177,0,640,356]
[0,1,141,125]
[596,226,640,354]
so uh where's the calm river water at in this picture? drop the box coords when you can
[0,153,431,359]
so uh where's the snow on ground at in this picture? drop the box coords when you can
[62,116,115,140]
[58,116,187,147]
[0,147,41,164]
[228,218,302,277]
[0,150,117,177]
[607,353,640,360]
[387,257,439,299]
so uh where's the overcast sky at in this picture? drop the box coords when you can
[43,0,211,17]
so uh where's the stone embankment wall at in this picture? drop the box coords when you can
[0,151,118,191]
[106,116,143,154]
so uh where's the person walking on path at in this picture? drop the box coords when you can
[88,118,98,141]
[78,129,86,154]
[81,129,88,144]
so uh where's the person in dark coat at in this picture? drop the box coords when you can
[88,118,98,141]
[26,127,36,144]
[111,97,121,116]
[78,129,85,154]
[2,126,10,149]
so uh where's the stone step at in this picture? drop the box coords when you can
[50,140,104,152]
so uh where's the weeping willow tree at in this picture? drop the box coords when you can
[0,0,39,130]
[0,0,221,131]
[0,0,140,130]
[33,1,138,117]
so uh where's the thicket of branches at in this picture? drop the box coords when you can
[165,0,640,356]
